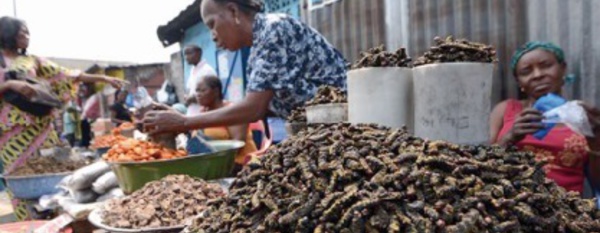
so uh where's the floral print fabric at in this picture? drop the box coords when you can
[246,13,347,118]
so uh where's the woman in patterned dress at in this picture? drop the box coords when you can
[0,16,124,220]
[144,0,348,135]
[490,41,600,194]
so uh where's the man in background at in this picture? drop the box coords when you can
[184,45,217,116]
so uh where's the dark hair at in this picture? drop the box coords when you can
[0,16,26,54]
[203,75,224,100]
[114,89,126,101]
[214,0,264,14]
[185,45,203,57]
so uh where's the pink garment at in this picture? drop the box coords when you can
[82,94,101,120]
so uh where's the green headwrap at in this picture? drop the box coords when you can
[510,41,565,75]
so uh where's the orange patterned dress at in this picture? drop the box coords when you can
[497,99,589,193]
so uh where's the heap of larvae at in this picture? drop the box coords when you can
[352,45,412,69]
[187,123,600,233]
[102,175,224,229]
[288,107,307,123]
[305,86,347,106]
[10,156,87,176]
[413,36,497,66]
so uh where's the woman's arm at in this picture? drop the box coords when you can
[492,102,544,146]
[188,91,273,127]
[143,90,274,135]
[0,82,9,95]
[0,80,35,98]
[75,73,125,89]
[75,73,106,83]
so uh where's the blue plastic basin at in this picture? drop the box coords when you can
[2,172,71,200]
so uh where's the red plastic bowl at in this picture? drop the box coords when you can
[0,220,73,233]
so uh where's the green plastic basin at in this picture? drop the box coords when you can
[108,140,244,194]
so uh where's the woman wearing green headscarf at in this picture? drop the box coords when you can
[489,41,600,194]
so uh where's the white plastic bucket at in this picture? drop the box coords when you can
[413,63,494,144]
[306,103,348,124]
[348,67,414,131]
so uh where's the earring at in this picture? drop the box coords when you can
[235,18,241,25]
[564,74,576,85]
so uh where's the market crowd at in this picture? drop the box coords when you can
[1,0,600,225]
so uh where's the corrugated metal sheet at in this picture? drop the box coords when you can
[525,0,600,106]
[398,0,528,103]
[385,0,600,105]
[308,0,600,105]
[308,0,386,62]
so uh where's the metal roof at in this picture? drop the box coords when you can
[156,0,203,47]
[85,63,166,73]
[48,57,134,72]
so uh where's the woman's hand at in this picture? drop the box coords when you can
[103,76,127,89]
[142,110,188,135]
[579,102,600,150]
[501,108,544,145]
[5,80,36,99]
[150,102,172,111]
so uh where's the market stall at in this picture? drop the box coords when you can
[176,38,600,232]
[185,124,600,232]
[81,123,241,232]
[0,118,242,232]
[5,36,600,233]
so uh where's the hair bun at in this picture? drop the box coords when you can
[250,0,264,12]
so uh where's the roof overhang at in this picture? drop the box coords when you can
[156,0,203,47]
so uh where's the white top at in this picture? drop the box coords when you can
[185,61,217,116]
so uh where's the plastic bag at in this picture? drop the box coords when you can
[542,101,594,137]
[533,93,567,139]
[39,191,68,210]
[96,188,125,202]
[3,71,63,117]
[57,175,73,190]
[67,161,111,190]
[92,172,118,194]
[157,81,169,104]
[132,86,153,109]
[69,189,98,204]
[58,197,102,220]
